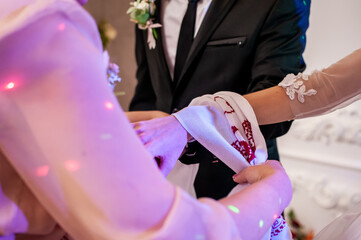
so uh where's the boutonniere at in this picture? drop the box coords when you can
[127,0,162,50]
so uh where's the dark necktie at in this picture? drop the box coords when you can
[173,0,199,85]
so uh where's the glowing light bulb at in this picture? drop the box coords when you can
[105,101,114,110]
[36,165,49,177]
[259,219,264,228]
[58,23,66,31]
[228,205,240,214]
[65,160,80,172]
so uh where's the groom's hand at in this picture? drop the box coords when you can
[125,110,169,123]
[132,115,188,176]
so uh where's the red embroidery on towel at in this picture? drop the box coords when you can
[271,216,286,237]
[231,126,238,134]
[242,120,256,153]
[213,95,257,163]
[231,139,255,163]
[213,96,235,114]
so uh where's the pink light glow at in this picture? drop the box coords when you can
[36,165,49,177]
[3,75,22,91]
[273,213,278,220]
[6,82,15,89]
[58,23,66,31]
[104,101,114,110]
[65,160,80,172]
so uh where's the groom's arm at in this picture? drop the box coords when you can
[249,0,310,139]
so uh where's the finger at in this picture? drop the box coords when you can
[233,169,249,184]
[138,132,152,144]
[131,122,143,132]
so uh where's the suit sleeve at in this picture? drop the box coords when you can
[249,0,311,139]
[128,27,157,111]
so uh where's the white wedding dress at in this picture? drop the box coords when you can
[0,0,361,239]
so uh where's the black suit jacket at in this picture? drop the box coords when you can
[130,0,310,199]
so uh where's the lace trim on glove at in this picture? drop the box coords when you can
[278,73,317,103]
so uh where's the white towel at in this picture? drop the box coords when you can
[173,91,291,240]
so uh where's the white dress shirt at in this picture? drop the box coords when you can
[161,0,212,79]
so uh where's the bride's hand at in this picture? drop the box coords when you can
[132,116,188,176]
[232,160,293,209]
[233,160,288,184]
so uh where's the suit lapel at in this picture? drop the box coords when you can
[150,0,173,93]
[175,0,238,89]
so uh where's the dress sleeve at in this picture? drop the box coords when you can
[0,11,177,239]
[279,48,361,119]
[0,9,242,240]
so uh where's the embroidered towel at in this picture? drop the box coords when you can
[173,91,290,240]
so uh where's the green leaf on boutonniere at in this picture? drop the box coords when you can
[136,13,150,26]
[152,28,158,39]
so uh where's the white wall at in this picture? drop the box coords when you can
[303,0,361,72]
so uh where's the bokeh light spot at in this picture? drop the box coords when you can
[100,133,112,140]
[259,219,264,228]
[65,160,80,172]
[228,205,240,214]
[6,82,15,90]
[36,165,49,177]
[273,213,278,220]
[105,101,114,110]
[58,23,66,31]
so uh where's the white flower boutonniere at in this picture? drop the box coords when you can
[127,0,162,49]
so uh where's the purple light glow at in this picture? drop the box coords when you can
[100,133,112,140]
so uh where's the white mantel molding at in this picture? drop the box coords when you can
[288,172,361,217]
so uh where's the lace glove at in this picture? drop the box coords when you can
[279,48,361,119]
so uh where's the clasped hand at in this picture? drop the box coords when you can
[127,111,290,194]
[128,111,188,176]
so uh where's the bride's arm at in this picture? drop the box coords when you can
[245,48,361,125]
[0,12,175,239]
[0,9,292,240]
